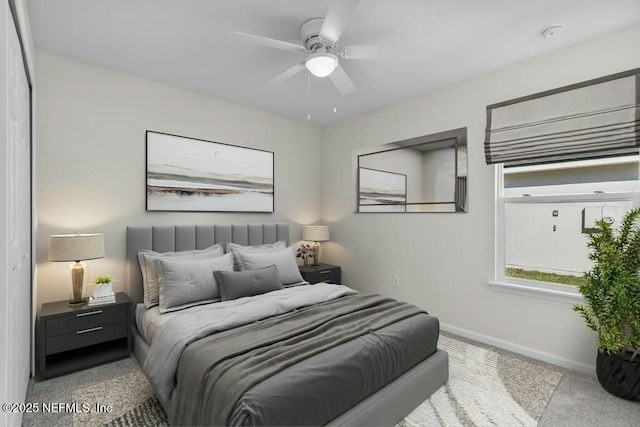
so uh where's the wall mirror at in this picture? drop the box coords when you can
[356,127,468,213]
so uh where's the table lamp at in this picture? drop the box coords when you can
[48,233,105,306]
[302,225,330,266]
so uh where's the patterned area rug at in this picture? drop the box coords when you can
[72,371,168,427]
[70,335,562,426]
[399,335,563,427]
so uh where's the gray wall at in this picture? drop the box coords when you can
[320,23,640,372]
[34,51,322,308]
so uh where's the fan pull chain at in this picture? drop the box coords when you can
[306,72,311,120]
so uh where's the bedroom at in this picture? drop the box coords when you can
[2,0,640,426]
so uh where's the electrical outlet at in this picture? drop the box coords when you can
[392,275,400,288]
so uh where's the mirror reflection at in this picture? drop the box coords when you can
[356,127,467,213]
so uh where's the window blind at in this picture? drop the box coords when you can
[485,68,640,167]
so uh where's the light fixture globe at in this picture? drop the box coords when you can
[305,52,338,77]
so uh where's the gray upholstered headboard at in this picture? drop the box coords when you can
[126,223,290,304]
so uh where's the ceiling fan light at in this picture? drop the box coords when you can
[305,52,338,77]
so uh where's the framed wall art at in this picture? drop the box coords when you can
[358,167,407,212]
[146,131,274,212]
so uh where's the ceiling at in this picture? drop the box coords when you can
[27,0,640,126]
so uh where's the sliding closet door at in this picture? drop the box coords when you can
[1,1,31,425]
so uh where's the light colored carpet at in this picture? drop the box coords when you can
[23,335,562,427]
[398,335,562,427]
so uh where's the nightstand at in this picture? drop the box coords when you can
[299,263,341,284]
[38,292,132,380]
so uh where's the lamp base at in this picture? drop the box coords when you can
[312,241,321,266]
[67,298,88,307]
[70,261,87,307]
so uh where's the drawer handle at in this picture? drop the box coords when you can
[319,270,331,274]
[77,310,103,317]
[76,326,103,334]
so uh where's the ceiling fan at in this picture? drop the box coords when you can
[231,0,410,95]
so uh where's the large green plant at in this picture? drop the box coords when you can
[574,207,640,361]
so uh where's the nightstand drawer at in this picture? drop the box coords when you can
[300,265,341,284]
[45,306,128,337]
[45,321,128,355]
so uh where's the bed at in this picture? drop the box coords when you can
[126,223,448,426]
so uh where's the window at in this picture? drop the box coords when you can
[483,68,640,299]
[496,155,640,290]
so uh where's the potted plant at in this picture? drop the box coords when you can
[92,274,115,298]
[574,207,640,400]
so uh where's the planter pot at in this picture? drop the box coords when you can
[596,350,640,401]
[93,282,113,298]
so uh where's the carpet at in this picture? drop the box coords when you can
[69,335,562,426]
[399,335,563,427]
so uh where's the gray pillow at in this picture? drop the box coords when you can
[156,253,233,313]
[226,241,287,271]
[214,265,283,301]
[234,247,306,286]
[137,244,224,308]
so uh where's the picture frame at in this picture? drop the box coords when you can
[358,167,407,212]
[146,131,274,212]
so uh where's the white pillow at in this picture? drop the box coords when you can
[234,247,306,286]
[226,241,287,271]
[156,253,233,313]
[137,244,224,308]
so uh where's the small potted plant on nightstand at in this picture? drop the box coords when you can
[574,208,640,401]
[92,274,115,298]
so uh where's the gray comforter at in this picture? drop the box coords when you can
[171,293,425,426]
[145,284,357,402]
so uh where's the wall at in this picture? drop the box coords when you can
[35,51,322,308]
[321,23,640,372]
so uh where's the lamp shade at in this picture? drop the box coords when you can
[48,233,105,262]
[305,52,338,78]
[302,226,330,242]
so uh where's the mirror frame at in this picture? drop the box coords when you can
[356,127,468,213]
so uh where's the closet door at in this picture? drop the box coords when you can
[1,2,31,426]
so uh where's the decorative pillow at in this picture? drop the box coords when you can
[137,244,224,308]
[214,265,283,301]
[234,247,306,286]
[226,241,287,271]
[156,253,233,313]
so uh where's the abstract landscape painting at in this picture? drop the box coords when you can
[146,131,274,212]
[358,167,407,212]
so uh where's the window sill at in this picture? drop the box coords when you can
[487,280,584,304]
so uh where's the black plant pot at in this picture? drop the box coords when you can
[596,350,640,401]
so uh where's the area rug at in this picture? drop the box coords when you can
[398,335,563,427]
[71,335,562,426]
[72,371,168,427]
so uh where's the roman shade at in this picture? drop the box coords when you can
[485,68,640,167]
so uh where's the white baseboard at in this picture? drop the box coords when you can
[440,322,595,376]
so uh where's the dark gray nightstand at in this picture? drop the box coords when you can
[38,292,132,380]
[299,263,341,284]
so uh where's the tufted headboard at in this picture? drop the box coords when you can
[126,223,290,304]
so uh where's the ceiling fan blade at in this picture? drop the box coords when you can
[342,44,416,60]
[319,0,361,45]
[329,64,356,95]
[266,63,306,87]
[231,31,306,52]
